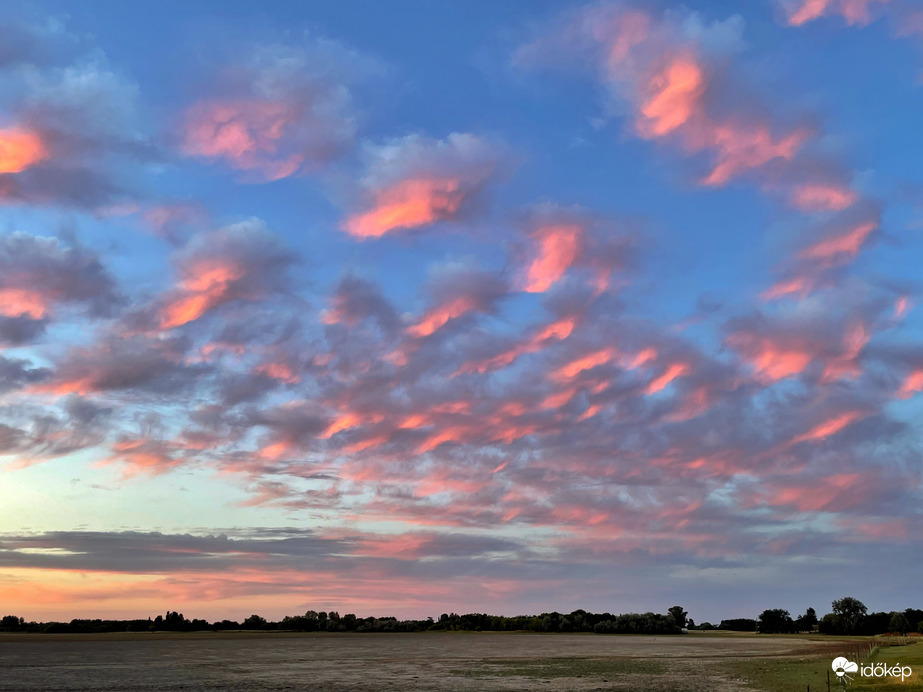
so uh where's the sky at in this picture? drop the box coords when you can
[0,0,922,625]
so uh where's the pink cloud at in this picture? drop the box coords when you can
[820,321,869,381]
[894,296,911,320]
[457,315,578,375]
[789,182,858,211]
[636,55,705,138]
[726,331,816,382]
[789,410,865,445]
[155,220,293,330]
[515,205,635,295]
[897,370,923,399]
[758,472,865,511]
[182,100,304,181]
[761,275,816,301]
[159,258,247,329]
[0,287,50,319]
[798,219,878,263]
[407,295,481,338]
[785,0,890,27]
[342,133,503,238]
[522,224,583,293]
[178,39,370,182]
[101,437,185,477]
[644,362,690,395]
[344,178,470,238]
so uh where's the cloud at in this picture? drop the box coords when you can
[0,232,120,344]
[725,309,873,384]
[456,314,579,375]
[321,276,401,334]
[0,355,49,394]
[517,5,812,188]
[342,133,506,238]
[0,16,80,69]
[782,0,891,27]
[0,394,111,467]
[32,334,206,397]
[405,266,508,339]
[180,38,377,181]
[155,219,296,330]
[789,182,858,211]
[517,205,636,294]
[0,18,152,208]
[0,127,46,173]
[898,369,923,399]
[763,202,881,302]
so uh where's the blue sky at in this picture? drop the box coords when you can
[0,0,921,623]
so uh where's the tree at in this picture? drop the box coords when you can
[242,614,267,630]
[758,609,794,634]
[831,597,867,635]
[796,607,817,632]
[889,612,911,635]
[668,606,688,628]
[1,615,23,630]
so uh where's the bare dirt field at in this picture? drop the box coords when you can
[0,631,843,692]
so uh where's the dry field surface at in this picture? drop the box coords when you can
[0,631,845,691]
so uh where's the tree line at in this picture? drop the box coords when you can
[690,597,923,636]
[0,607,690,635]
[2,598,918,636]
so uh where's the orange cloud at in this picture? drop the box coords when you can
[343,178,466,238]
[0,128,46,174]
[181,100,303,181]
[523,224,583,293]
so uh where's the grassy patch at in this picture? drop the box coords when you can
[722,656,832,692]
[849,642,923,692]
[721,642,923,692]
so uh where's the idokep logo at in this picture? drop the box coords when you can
[832,656,913,683]
[831,657,858,680]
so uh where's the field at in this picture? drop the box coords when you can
[0,631,920,691]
